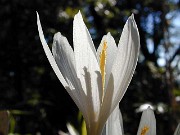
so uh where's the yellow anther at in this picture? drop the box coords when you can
[99,40,107,97]
[140,126,149,135]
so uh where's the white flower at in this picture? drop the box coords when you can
[137,107,156,135]
[105,106,180,135]
[105,107,155,135]
[103,106,156,135]
[37,11,140,135]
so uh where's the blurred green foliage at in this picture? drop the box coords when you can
[0,0,179,135]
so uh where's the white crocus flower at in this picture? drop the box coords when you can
[37,11,140,135]
[105,107,155,135]
[106,106,180,135]
[137,107,156,135]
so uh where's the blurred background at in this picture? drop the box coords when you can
[0,0,180,135]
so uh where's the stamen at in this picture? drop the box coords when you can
[140,126,149,135]
[99,40,107,98]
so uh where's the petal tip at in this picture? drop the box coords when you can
[147,106,154,111]
[74,10,83,25]
[75,10,82,18]
[127,13,135,23]
[130,13,134,19]
[36,12,40,23]
[36,11,39,16]
[78,10,81,14]
[54,32,61,39]
[107,32,111,36]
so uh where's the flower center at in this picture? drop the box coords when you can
[140,126,149,135]
[99,40,107,98]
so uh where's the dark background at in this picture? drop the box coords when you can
[0,0,180,134]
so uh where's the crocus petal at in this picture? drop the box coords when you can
[52,32,77,90]
[97,73,115,135]
[97,32,118,91]
[67,123,79,135]
[59,131,70,135]
[36,12,68,88]
[52,32,89,125]
[58,123,79,135]
[137,107,156,135]
[104,14,140,113]
[37,13,90,127]
[99,14,140,130]
[174,123,180,135]
[73,10,102,130]
[105,105,124,135]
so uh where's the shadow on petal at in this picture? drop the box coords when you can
[98,73,114,135]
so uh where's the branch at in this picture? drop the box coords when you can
[169,47,180,63]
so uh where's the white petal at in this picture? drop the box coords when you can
[98,74,115,135]
[105,105,124,135]
[58,131,70,135]
[174,123,180,135]
[36,12,68,88]
[104,14,140,112]
[52,32,90,125]
[97,32,118,90]
[37,12,90,128]
[73,11,102,125]
[137,107,156,135]
[52,32,76,90]
[67,123,79,135]
[37,12,81,109]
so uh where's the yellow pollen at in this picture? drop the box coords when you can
[140,126,149,135]
[99,40,107,97]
